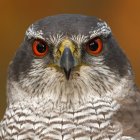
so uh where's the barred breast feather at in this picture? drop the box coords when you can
[0,97,124,140]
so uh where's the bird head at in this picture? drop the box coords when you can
[8,14,135,106]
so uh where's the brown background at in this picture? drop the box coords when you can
[0,0,140,119]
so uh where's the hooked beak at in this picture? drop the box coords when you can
[60,47,75,80]
[59,39,75,80]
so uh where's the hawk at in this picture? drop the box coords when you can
[0,14,140,140]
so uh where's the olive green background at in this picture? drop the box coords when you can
[0,0,140,119]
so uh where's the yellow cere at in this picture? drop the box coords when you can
[59,39,76,55]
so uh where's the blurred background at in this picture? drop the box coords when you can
[0,0,140,119]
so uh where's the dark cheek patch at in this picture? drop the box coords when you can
[103,37,130,77]
[9,43,33,82]
[9,41,53,82]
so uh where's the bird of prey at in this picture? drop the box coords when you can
[0,14,140,140]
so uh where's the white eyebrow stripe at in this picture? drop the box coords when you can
[26,24,45,40]
[71,34,88,45]
[25,25,64,46]
[89,21,111,39]
[25,21,111,45]
[46,33,64,46]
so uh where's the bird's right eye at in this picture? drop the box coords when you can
[32,39,49,57]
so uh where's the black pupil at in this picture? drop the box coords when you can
[37,43,46,53]
[89,41,98,51]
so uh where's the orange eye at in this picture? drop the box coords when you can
[85,37,103,55]
[32,39,49,57]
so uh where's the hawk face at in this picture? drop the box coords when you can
[8,14,134,106]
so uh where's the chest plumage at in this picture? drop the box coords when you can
[1,97,121,140]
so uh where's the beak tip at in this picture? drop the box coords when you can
[64,68,71,80]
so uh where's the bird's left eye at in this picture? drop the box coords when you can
[85,37,103,55]
[32,39,49,57]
